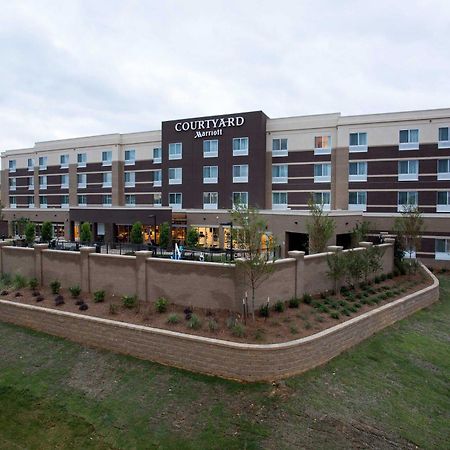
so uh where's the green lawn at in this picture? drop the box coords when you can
[0,276,449,449]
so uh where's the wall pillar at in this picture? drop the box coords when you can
[34,243,49,285]
[136,251,152,301]
[80,247,96,293]
[0,241,12,275]
[288,250,305,299]
[358,241,373,248]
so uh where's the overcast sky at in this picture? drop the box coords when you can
[1,0,450,151]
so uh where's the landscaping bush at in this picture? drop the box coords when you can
[288,297,300,308]
[273,300,285,313]
[13,274,27,290]
[93,290,106,303]
[302,293,312,304]
[380,274,387,282]
[69,285,81,298]
[318,305,329,313]
[330,311,340,320]
[29,278,39,290]
[231,323,245,337]
[187,314,202,330]
[122,295,138,309]
[109,304,119,315]
[50,280,61,295]
[207,318,219,332]
[167,313,180,325]
[387,272,393,279]
[155,297,168,313]
[259,304,270,318]
[290,325,299,334]
[374,276,381,284]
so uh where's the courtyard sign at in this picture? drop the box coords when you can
[174,116,245,139]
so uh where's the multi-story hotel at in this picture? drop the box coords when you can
[1,108,450,264]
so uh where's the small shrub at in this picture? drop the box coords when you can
[122,295,137,309]
[13,274,27,290]
[312,301,323,309]
[79,303,88,311]
[259,304,270,318]
[340,286,349,295]
[167,313,180,325]
[320,292,327,299]
[288,297,300,308]
[318,304,329,313]
[254,329,265,341]
[290,325,299,334]
[50,280,61,295]
[187,314,202,330]
[304,321,312,330]
[273,300,285,313]
[380,274,387,282]
[315,315,325,323]
[355,303,362,309]
[302,293,312,304]
[349,305,358,313]
[355,293,363,300]
[387,272,393,279]
[374,276,381,284]
[330,311,340,320]
[338,300,348,308]
[226,316,237,328]
[69,285,81,298]
[93,290,106,303]
[155,297,168,313]
[231,323,245,337]
[75,299,84,306]
[29,278,39,290]
[346,293,355,302]
[0,273,12,287]
[109,304,119,315]
[207,318,219,332]
[342,308,351,316]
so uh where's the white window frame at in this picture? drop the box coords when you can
[399,129,419,150]
[38,156,47,171]
[272,192,288,210]
[203,192,218,210]
[438,127,450,149]
[168,167,182,185]
[272,138,288,157]
[437,191,450,213]
[61,174,69,189]
[168,143,182,160]
[77,173,87,189]
[169,192,182,210]
[349,132,368,152]
[27,158,34,172]
[28,196,35,208]
[437,159,450,180]
[124,171,135,187]
[349,161,368,182]
[153,147,162,164]
[9,177,16,191]
[203,166,218,184]
[232,164,248,183]
[153,169,162,187]
[102,151,112,167]
[60,154,69,169]
[398,160,419,181]
[397,191,418,211]
[10,196,17,208]
[8,160,16,172]
[232,192,248,208]
[103,172,112,188]
[272,164,288,184]
[312,192,331,211]
[28,176,35,190]
[61,195,69,209]
[314,135,331,155]
[40,196,48,209]
[125,194,136,207]
[203,140,218,158]
[348,191,367,211]
[435,238,450,260]
[124,149,136,166]
[77,195,87,207]
[39,175,47,190]
[77,153,87,168]
[102,194,112,207]
[314,163,331,183]
[153,193,162,206]
[232,137,249,156]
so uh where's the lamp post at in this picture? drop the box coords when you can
[220,221,234,261]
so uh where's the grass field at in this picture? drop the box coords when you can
[0,276,449,449]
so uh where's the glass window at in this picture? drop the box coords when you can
[349,191,367,205]
[39,156,47,170]
[61,174,69,188]
[349,161,367,178]
[168,143,182,160]
[60,154,69,167]
[9,178,16,191]
[124,149,136,165]
[103,194,112,206]
[398,160,419,180]
[28,176,34,189]
[28,196,35,207]
[168,167,182,185]
[439,127,449,141]
[10,196,17,207]
[203,192,218,209]
[398,191,418,207]
[272,164,288,183]
[437,191,450,205]
[77,173,87,188]
[438,159,450,173]
[39,175,47,189]
[203,140,218,158]
[232,165,248,182]
[124,171,135,187]
[272,138,288,156]
[103,172,112,187]
[8,160,16,172]
[40,195,48,208]
[314,136,331,149]
[153,193,162,205]
[435,239,450,260]
[169,192,182,209]
[102,151,112,165]
[232,137,249,156]
[77,153,87,167]
[61,195,69,207]
[349,132,368,152]
[27,158,34,171]
[314,163,331,177]
[232,192,248,207]
[399,129,419,149]
[272,192,288,209]
[203,166,218,183]
[312,192,331,207]
[125,194,136,206]
[153,147,162,163]
[153,169,162,186]
[77,195,87,206]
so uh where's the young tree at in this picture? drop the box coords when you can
[130,221,143,244]
[80,222,92,244]
[24,222,36,245]
[326,250,347,295]
[306,196,335,254]
[351,221,371,248]
[41,221,53,243]
[185,227,199,248]
[230,204,276,320]
[344,249,364,288]
[159,222,171,249]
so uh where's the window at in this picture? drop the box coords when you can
[399,129,419,150]
[398,191,418,211]
[312,192,331,210]
[103,172,112,188]
[27,158,34,171]
[124,171,135,187]
[39,175,47,190]
[272,164,288,183]
[102,151,112,166]
[168,167,182,185]
[272,192,288,209]
[60,154,69,168]
[169,192,182,209]
[40,195,48,208]
[203,166,218,184]
[203,140,218,158]
[435,239,450,260]
[168,143,182,160]
[10,196,17,208]
[203,192,218,209]
[349,162,367,181]
[437,159,450,180]
[437,191,450,212]
[314,163,331,183]
[153,169,162,187]
[28,196,35,208]
[124,149,136,165]
[314,136,331,155]
[232,192,248,208]
[153,147,162,164]
[61,174,69,189]
[232,164,248,183]
[233,137,249,156]
[77,195,87,206]
[9,178,16,191]
[39,156,47,170]
[103,194,112,207]
[398,160,419,181]
[438,127,450,148]
[153,193,162,206]
[77,173,87,189]
[28,176,34,190]
[61,195,69,208]
[125,194,136,207]
[8,160,16,172]
[349,191,367,211]
[77,153,87,167]
[272,138,288,157]
[349,132,368,152]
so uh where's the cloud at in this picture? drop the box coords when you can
[1,0,449,151]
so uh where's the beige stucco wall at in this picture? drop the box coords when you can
[2,247,35,278]
[41,250,81,287]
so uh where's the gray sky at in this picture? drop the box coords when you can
[1,0,450,150]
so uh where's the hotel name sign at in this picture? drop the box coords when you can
[174,116,245,139]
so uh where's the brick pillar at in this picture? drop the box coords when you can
[34,243,49,285]
[0,241,12,275]
[288,250,305,299]
[135,251,152,301]
[80,247,96,293]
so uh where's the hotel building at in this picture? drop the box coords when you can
[1,108,450,264]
